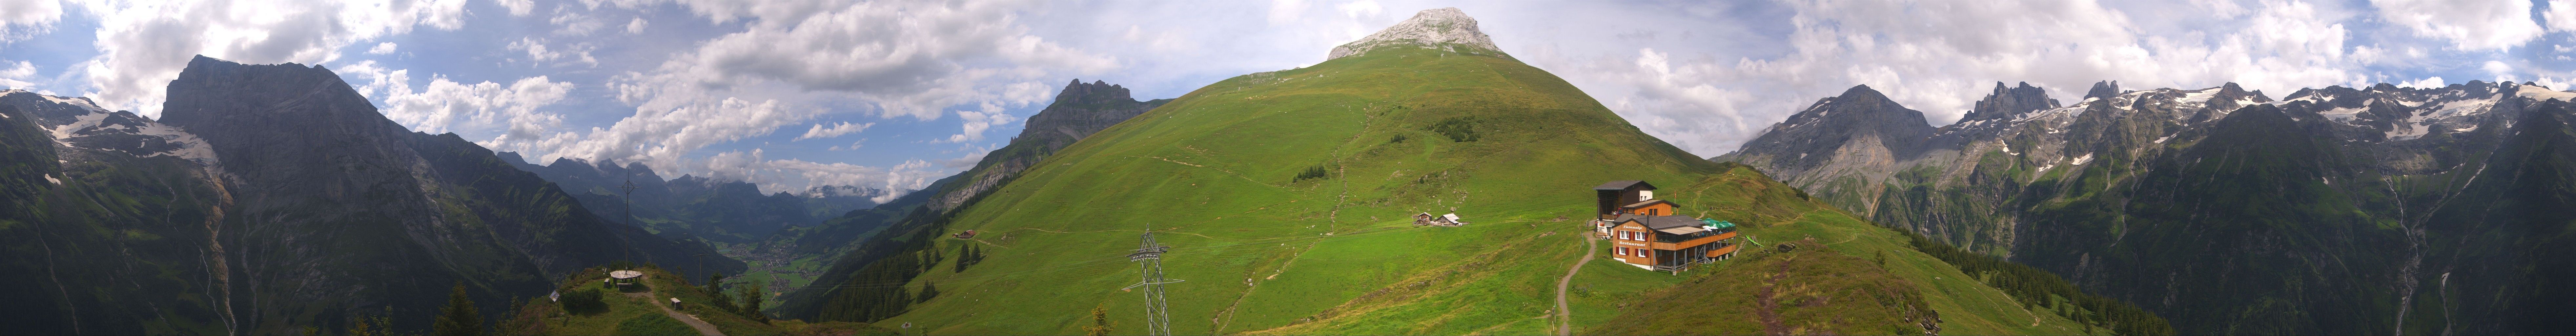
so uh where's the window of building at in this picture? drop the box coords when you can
[1647,208,1658,216]
[1617,247,1628,256]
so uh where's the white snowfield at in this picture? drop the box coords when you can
[9,89,223,166]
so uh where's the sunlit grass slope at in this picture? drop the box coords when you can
[866,46,2085,335]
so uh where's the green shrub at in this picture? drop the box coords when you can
[1295,165,1330,182]
[560,288,608,315]
[1425,117,1480,142]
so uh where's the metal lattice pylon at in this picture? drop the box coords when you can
[1122,228,1184,336]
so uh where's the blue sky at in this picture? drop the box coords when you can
[3,0,2573,195]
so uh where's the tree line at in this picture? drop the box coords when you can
[1904,231,2175,335]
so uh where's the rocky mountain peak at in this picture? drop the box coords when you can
[1962,81,2060,122]
[1053,79,1134,106]
[2083,80,2122,100]
[2209,82,2271,104]
[1327,7,1504,60]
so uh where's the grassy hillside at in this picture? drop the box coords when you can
[796,45,2094,335]
[495,265,898,336]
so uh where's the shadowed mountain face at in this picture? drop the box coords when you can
[1715,79,2576,334]
[0,56,740,334]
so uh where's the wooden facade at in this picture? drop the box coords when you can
[1592,180,1740,273]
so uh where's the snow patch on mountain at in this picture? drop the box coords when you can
[2518,85,2576,102]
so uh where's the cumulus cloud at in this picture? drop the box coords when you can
[619,1,1110,120]
[2374,0,2543,52]
[337,61,575,141]
[70,0,468,117]
[625,17,647,34]
[0,0,63,42]
[0,60,37,88]
[2547,0,2576,32]
[366,42,398,54]
[796,121,874,140]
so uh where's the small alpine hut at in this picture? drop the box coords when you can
[1591,180,1742,273]
[1413,212,1467,226]
[953,229,978,239]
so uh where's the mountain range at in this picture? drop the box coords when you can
[1715,79,2576,334]
[0,56,741,335]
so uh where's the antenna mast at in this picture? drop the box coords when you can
[1122,225,1183,336]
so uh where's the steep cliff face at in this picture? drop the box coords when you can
[4,55,742,334]
[1716,78,2576,334]
[0,91,237,335]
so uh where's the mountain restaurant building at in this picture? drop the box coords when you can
[1593,180,1742,272]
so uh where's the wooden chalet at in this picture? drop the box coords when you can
[1592,180,1741,272]
[953,229,978,239]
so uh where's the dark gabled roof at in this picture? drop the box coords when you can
[1623,199,1674,209]
[1594,180,1655,190]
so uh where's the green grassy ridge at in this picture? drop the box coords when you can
[1589,239,1933,336]
[846,45,1720,334]
[789,45,2094,335]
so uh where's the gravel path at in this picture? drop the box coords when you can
[620,276,727,336]
[1555,235,1597,335]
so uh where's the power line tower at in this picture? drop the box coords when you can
[1121,228,1184,336]
[616,177,644,262]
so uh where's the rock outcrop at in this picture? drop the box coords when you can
[1327,7,1506,60]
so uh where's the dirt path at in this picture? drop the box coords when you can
[620,277,726,336]
[1554,235,1597,335]
[1756,259,1790,335]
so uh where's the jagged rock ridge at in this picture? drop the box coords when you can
[3,55,741,334]
[1714,78,2576,334]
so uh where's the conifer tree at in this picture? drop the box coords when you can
[434,282,484,335]
[1083,304,1114,336]
[738,283,770,323]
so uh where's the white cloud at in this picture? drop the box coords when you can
[2374,0,2543,51]
[0,60,37,88]
[549,10,604,35]
[69,0,468,117]
[943,105,1019,143]
[796,121,874,140]
[366,42,398,54]
[625,17,647,34]
[496,0,535,16]
[0,0,63,42]
[2548,0,2576,32]
[505,37,596,66]
[337,61,574,141]
[488,1,1112,189]
[620,1,1112,120]
[2397,76,2445,89]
